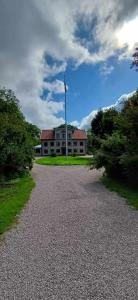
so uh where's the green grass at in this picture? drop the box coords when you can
[36,156,92,166]
[0,175,35,235]
[101,176,138,210]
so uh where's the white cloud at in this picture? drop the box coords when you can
[100,63,114,76]
[78,91,135,129]
[70,120,80,128]
[43,79,67,94]
[116,16,138,51]
[0,1,138,128]
[79,110,98,129]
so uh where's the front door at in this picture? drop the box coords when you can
[61,147,66,155]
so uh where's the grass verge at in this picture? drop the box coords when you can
[36,156,92,166]
[0,175,35,235]
[101,176,138,210]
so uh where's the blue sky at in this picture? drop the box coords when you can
[0,0,138,129]
[43,52,138,128]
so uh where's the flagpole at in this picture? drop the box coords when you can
[64,74,68,156]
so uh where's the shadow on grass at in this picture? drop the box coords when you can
[101,175,138,210]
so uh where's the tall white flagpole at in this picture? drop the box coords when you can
[64,74,68,156]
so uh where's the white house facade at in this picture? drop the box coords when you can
[40,126,87,156]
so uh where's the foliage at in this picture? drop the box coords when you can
[131,47,138,71]
[87,129,93,153]
[54,124,78,130]
[0,88,40,179]
[91,108,118,149]
[91,92,138,185]
[26,123,40,146]
[91,110,104,138]
[0,175,35,234]
[50,153,57,157]
[36,156,91,166]
[92,132,127,178]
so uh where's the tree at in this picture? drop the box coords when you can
[91,108,118,150]
[54,124,78,130]
[92,92,138,185]
[87,129,93,153]
[26,123,40,146]
[0,88,40,179]
[131,47,138,71]
[91,110,103,137]
[102,108,118,135]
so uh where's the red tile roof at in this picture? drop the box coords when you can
[41,129,87,140]
[72,129,87,139]
[41,130,55,140]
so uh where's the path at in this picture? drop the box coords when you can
[0,165,137,299]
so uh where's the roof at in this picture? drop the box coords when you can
[41,130,55,140]
[72,129,87,139]
[40,129,87,140]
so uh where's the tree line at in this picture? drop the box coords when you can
[91,91,138,186]
[0,88,40,180]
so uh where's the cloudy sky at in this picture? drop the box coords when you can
[0,0,138,129]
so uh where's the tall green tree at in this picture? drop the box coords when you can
[26,123,40,146]
[0,88,40,179]
[91,108,118,150]
[92,92,138,185]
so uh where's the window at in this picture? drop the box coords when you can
[62,141,65,146]
[44,142,48,147]
[80,141,83,146]
[68,149,72,153]
[74,149,77,153]
[44,149,48,154]
[68,133,71,139]
[73,141,77,146]
[36,149,41,154]
[56,149,60,153]
[50,141,54,146]
[80,149,83,153]
[68,141,71,146]
[51,149,54,152]
[56,133,60,139]
[56,141,60,147]
[62,134,65,139]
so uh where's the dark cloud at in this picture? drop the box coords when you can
[117,0,138,23]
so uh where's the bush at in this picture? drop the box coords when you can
[92,132,127,179]
[120,154,138,186]
[91,92,138,186]
[50,153,57,157]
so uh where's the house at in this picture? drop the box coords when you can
[40,125,87,156]
[34,144,42,156]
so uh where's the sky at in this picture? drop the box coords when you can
[0,0,138,129]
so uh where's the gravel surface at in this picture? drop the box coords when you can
[0,164,138,300]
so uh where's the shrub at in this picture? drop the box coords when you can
[50,153,57,157]
[91,92,138,186]
[92,132,127,179]
[120,154,138,186]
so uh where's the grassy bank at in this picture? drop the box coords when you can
[36,156,91,166]
[101,176,138,210]
[0,175,35,235]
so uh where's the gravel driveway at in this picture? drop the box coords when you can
[0,164,137,299]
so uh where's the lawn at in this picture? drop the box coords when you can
[101,176,138,210]
[36,156,92,166]
[0,175,35,235]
